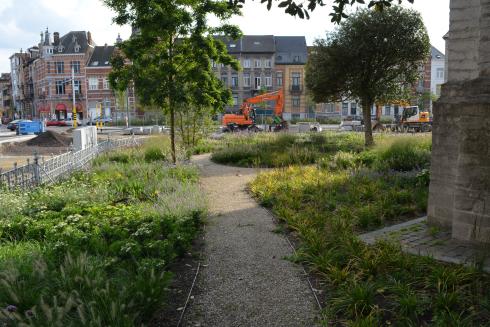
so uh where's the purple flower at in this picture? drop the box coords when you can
[25,309,34,318]
[6,305,17,312]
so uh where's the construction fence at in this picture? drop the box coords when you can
[0,137,143,191]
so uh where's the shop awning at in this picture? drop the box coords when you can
[38,106,50,113]
[56,103,67,111]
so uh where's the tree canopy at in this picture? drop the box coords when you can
[305,6,429,145]
[105,0,241,162]
[228,0,414,22]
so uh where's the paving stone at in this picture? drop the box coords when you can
[359,217,490,272]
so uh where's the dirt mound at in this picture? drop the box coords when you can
[26,131,72,147]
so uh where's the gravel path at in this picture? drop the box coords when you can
[183,154,319,327]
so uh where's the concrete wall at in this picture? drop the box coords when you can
[428,0,490,243]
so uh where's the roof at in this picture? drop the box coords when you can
[274,36,307,64]
[87,45,115,67]
[431,46,445,60]
[241,35,275,53]
[214,36,242,54]
[58,31,90,54]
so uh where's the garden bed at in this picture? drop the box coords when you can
[0,137,205,325]
[248,134,490,325]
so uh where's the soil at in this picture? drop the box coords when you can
[26,131,72,147]
[150,234,205,327]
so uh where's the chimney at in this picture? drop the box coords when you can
[44,27,50,45]
[53,32,60,45]
[87,31,92,45]
[40,32,44,44]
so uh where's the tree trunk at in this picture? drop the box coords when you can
[169,103,176,163]
[362,100,374,147]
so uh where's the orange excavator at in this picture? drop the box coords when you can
[222,89,287,132]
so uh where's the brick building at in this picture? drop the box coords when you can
[33,29,93,121]
[214,35,308,121]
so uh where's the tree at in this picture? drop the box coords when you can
[104,0,240,163]
[305,6,429,146]
[228,0,414,22]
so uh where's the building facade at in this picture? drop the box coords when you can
[214,35,308,121]
[5,29,136,123]
[430,46,446,98]
[32,29,93,121]
[0,73,12,120]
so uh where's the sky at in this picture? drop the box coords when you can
[0,0,449,73]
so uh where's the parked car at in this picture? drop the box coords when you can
[46,120,67,127]
[7,119,32,131]
[297,122,322,133]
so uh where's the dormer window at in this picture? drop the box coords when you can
[91,61,99,66]
[229,44,236,48]
[74,44,81,53]
[58,45,64,52]
[104,61,109,65]
[253,41,261,45]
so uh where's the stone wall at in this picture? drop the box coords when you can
[428,0,490,243]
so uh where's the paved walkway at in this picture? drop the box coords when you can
[183,154,319,327]
[360,217,490,272]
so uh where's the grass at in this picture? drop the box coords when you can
[0,136,205,325]
[211,132,368,167]
[247,133,490,325]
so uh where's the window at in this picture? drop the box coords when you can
[221,75,228,86]
[394,105,400,116]
[229,44,236,48]
[342,103,349,116]
[73,80,81,94]
[291,72,301,85]
[89,77,98,90]
[436,67,444,79]
[276,72,283,86]
[71,61,80,73]
[293,55,300,63]
[243,73,250,87]
[55,61,64,74]
[265,75,272,87]
[264,59,272,68]
[55,80,65,94]
[47,62,51,73]
[325,103,335,113]
[384,105,391,116]
[211,60,217,68]
[292,96,300,108]
[254,76,261,89]
[232,95,239,106]
[243,59,251,68]
[103,78,109,90]
[350,103,357,116]
[254,59,261,68]
[231,75,239,88]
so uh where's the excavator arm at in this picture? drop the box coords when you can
[245,89,284,119]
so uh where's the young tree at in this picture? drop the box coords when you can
[305,6,429,146]
[104,0,240,163]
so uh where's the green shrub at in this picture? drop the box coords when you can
[144,146,166,162]
[250,164,489,325]
[0,140,204,325]
[374,137,431,171]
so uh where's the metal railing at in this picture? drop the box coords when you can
[0,137,142,191]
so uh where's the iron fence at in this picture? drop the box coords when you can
[0,137,142,191]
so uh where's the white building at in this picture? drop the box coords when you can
[430,46,446,98]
